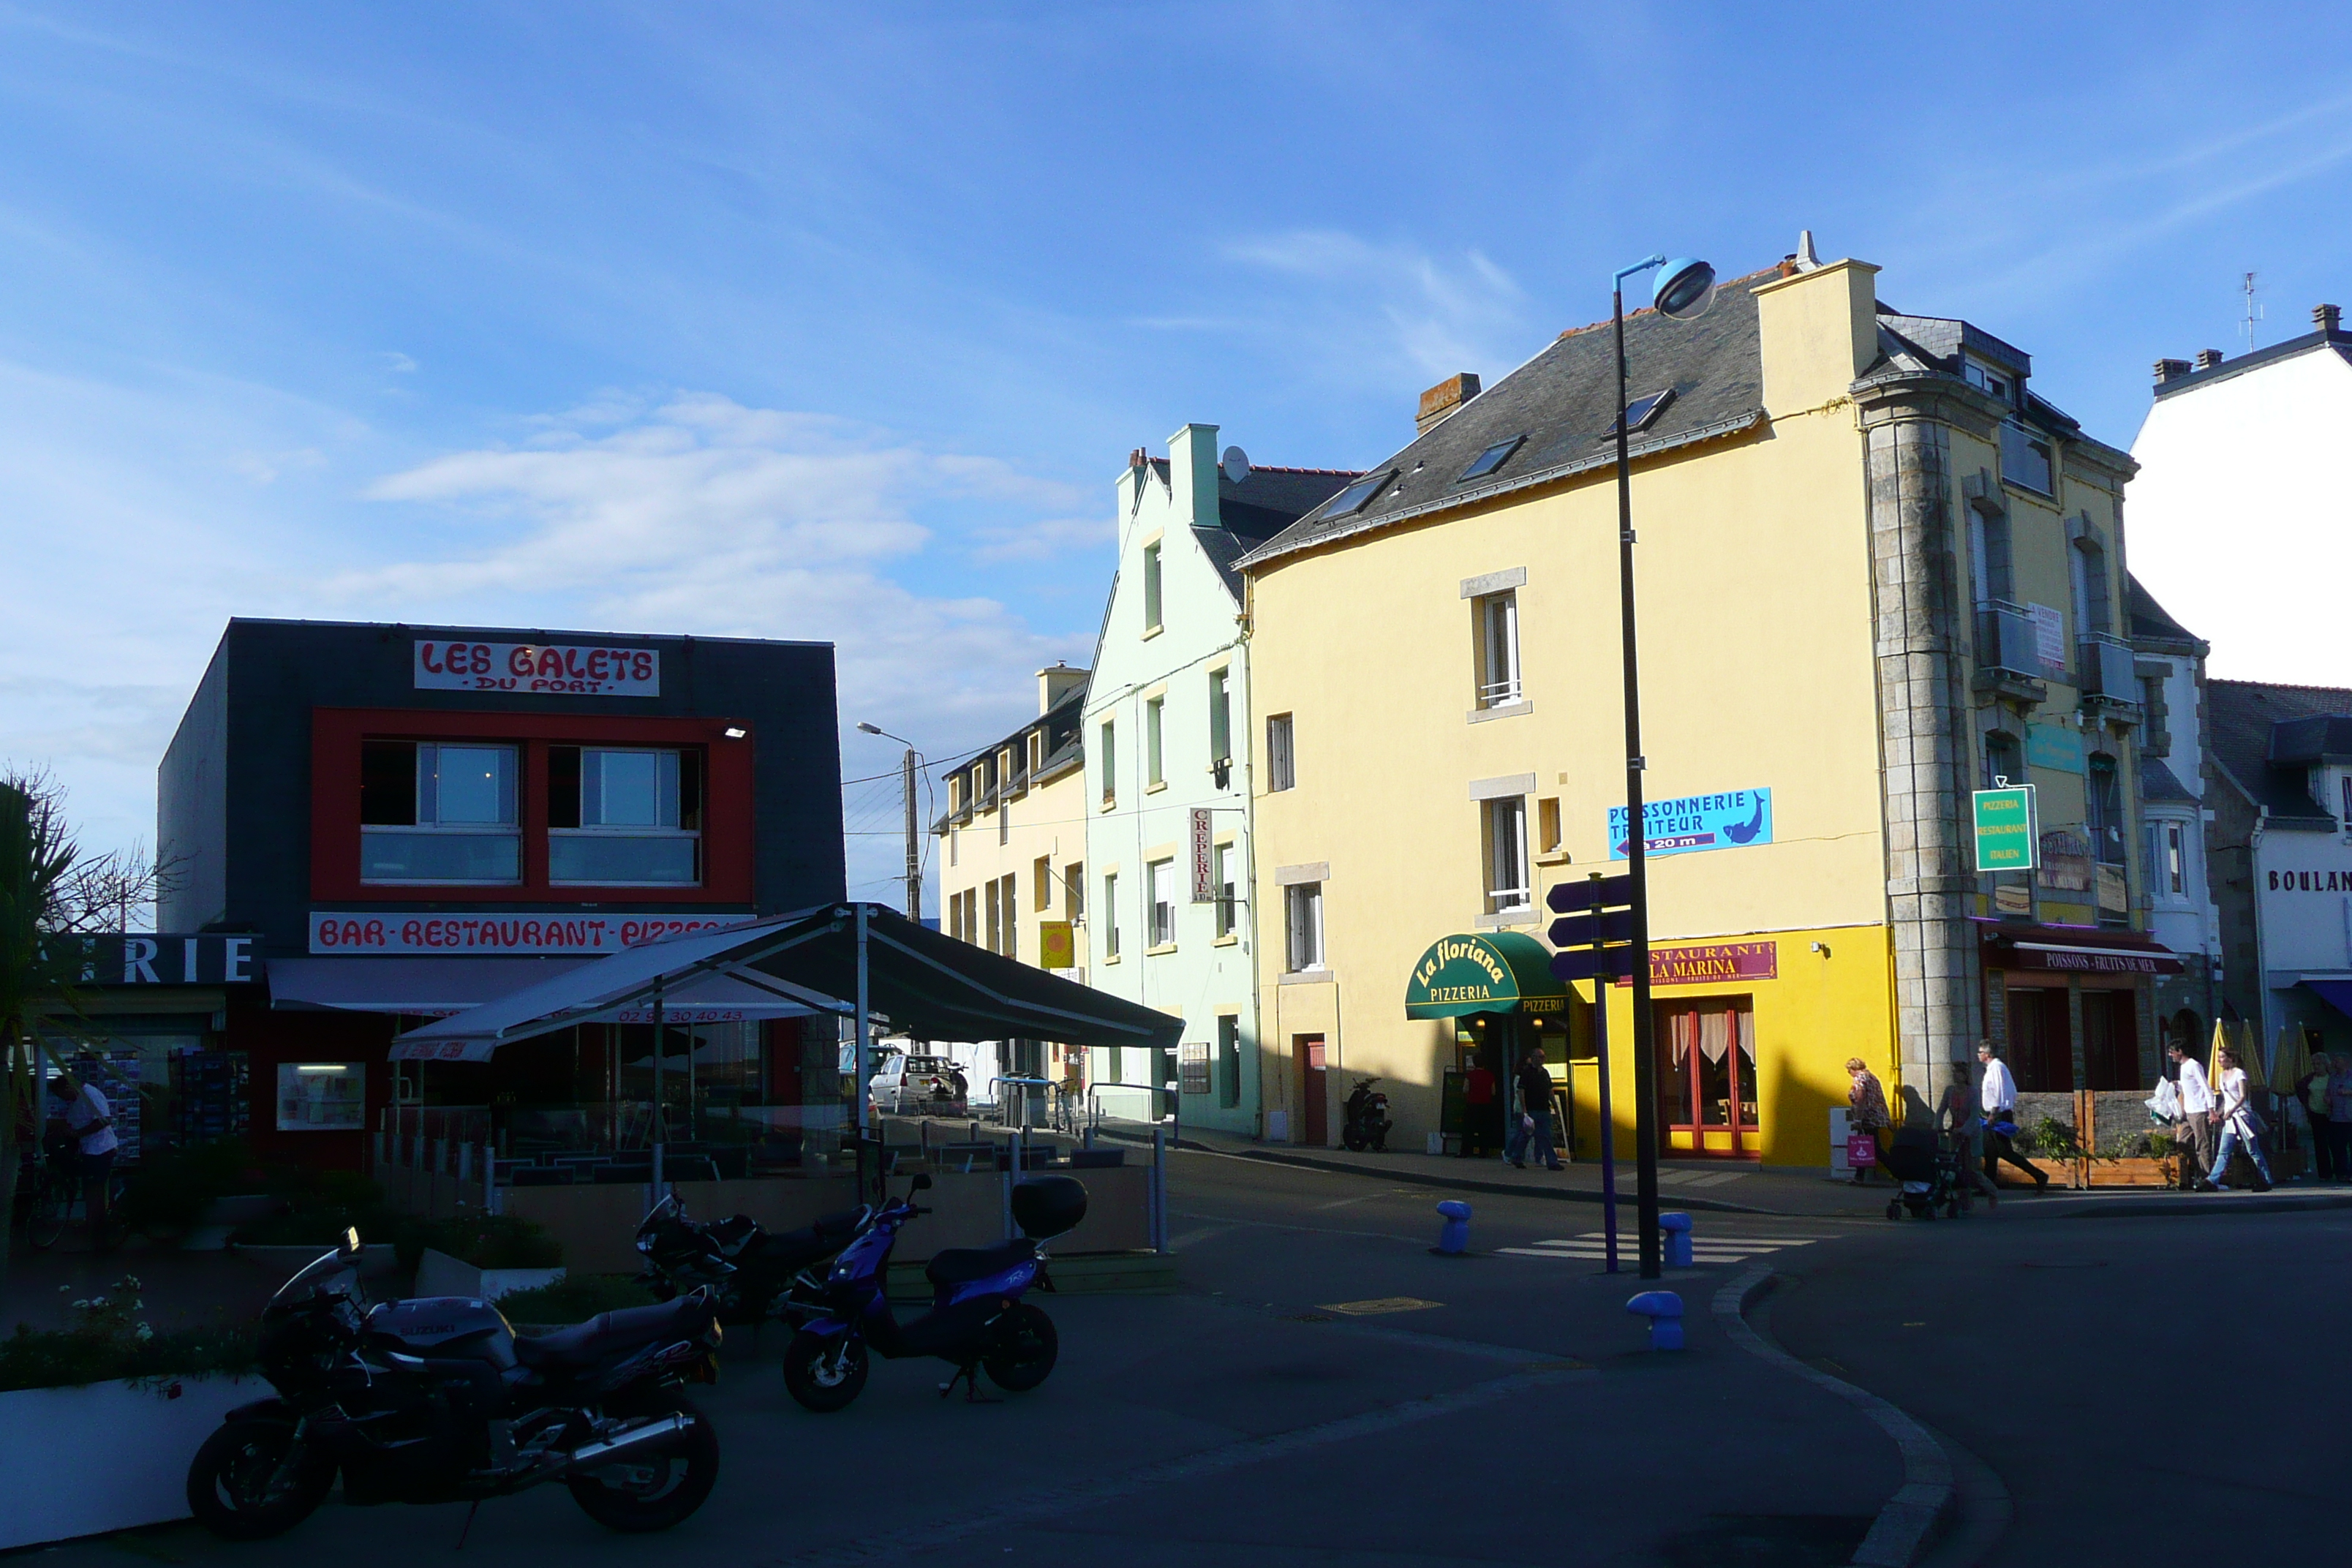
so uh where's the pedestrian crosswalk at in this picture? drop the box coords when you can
[1650,1169,1749,1189]
[1499,1230,1832,1266]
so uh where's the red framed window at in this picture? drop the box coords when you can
[312,709,752,905]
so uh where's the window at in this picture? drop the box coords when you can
[1476,591,1521,707]
[1605,388,1676,436]
[1146,696,1165,787]
[2087,755,2123,864]
[1217,1015,1241,1109]
[1142,542,1164,631]
[999,873,1018,958]
[276,1063,364,1131]
[549,746,701,885]
[1325,470,1394,517]
[2166,823,2186,896]
[1537,796,1563,856]
[1967,508,2013,605]
[1208,668,1232,766]
[1100,721,1116,806]
[2342,774,2352,829]
[2000,420,2053,494]
[1213,843,1237,938]
[949,774,965,814]
[948,826,957,868]
[1065,862,1085,922]
[1964,361,2013,404]
[1483,796,1531,913]
[1034,855,1053,912]
[984,876,1000,954]
[1102,873,1120,959]
[1457,435,1524,483]
[1284,882,1324,972]
[2071,538,2113,636]
[1147,859,1177,948]
[1027,730,1043,774]
[1267,714,1295,792]
[1983,731,2022,790]
[361,740,521,884]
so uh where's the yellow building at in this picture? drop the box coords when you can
[935,663,1093,1090]
[1238,249,2157,1166]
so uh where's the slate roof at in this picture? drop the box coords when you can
[1144,459,1363,595]
[2150,326,2352,401]
[1235,264,2106,573]
[2140,756,2199,805]
[2127,574,2203,651]
[930,673,1089,834]
[2207,679,2352,829]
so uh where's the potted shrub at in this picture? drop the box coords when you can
[227,1169,401,1275]
[0,1281,261,1550]
[404,1213,565,1301]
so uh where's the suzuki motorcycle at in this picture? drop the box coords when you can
[186,1229,723,1540]
[1341,1077,1392,1152]
[634,1194,870,1326]
[781,1173,1085,1412]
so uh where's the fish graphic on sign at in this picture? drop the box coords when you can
[1608,788,1774,860]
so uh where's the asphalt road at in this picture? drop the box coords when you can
[49,1150,2330,1567]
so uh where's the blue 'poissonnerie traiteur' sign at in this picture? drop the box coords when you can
[1607,788,1774,859]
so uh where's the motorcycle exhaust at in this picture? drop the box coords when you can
[563,1413,692,1474]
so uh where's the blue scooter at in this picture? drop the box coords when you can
[781,1172,1086,1411]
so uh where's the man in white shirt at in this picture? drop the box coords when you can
[1976,1041,2048,1193]
[46,1072,118,1235]
[2168,1041,2219,1191]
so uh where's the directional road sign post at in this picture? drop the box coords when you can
[1547,872,1633,1272]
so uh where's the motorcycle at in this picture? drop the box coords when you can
[781,1173,1085,1412]
[634,1194,870,1327]
[1341,1077,1392,1152]
[186,1228,724,1540]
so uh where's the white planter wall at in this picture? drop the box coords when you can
[412,1247,565,1302]
[0,1375,265,1550]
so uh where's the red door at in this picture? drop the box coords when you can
[1296,1035,1327,1147]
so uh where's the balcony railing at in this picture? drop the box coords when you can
[1975,600,2040,676]
[2078,633,2138,703]
[1477,676,1524,707]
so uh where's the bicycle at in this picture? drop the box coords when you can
[22,1149,125,1251]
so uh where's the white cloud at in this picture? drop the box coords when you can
[380,350,418,374]
[1215,229,1528,383]
[967,513,1113,565]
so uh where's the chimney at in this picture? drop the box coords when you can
[1416,372,1482,434]
[1037,662,1087,716]
[2153,358,2193,385]
[2193,348,2225,372]
[2316,304,2342,334]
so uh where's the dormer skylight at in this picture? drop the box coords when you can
[1605,388,1676,437]
[1456,435,1525,484]
[1324,470,1395,518]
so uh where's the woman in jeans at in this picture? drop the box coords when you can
[2207,1044,2274,1193]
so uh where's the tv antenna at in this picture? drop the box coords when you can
[2242,271,2264,353]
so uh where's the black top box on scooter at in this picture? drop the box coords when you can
[1009,1175,1088,1239]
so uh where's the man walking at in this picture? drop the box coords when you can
[1506,1046,1563,1170]
[2170,1040,2218,1190]
[1977,1041,2048,1194]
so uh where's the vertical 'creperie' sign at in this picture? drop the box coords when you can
[415,641,660,697]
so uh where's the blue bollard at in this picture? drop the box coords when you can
[1659,1211,1693,1269]
[1627,1289,1685,1350]
[1434,1199,1472,1255]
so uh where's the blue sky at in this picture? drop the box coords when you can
[5,1,2351,908]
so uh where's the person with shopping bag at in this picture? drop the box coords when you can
[1846,1058,1891,1184]
[2205,1043,2274,1192]
[2167,1041,2217,1188]
[1978,1041,2048,1194]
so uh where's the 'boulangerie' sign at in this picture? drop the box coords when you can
[415,641,660,696]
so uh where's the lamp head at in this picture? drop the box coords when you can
[1653,257,1716,320]
[856,722,883,736]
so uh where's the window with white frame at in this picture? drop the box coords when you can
[1208,668,1232,766]
[1482,796,1531,913]
[1065,862,1084,922]
[361,740,521,885]
[1146,696,1165,787]
[1266,713,1295,792]
[1101,872,1120,958]
[1476,590,1521,707]
[1213,843,1237,937]
[1099,720,1116,805]
[1147,859,1176,948]
[1142,541,1164,632]
[2165,822,2186,896]
[1284,882,1324,972]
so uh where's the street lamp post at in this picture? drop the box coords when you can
[854,723,922,924]
[1609,253,1716,1281]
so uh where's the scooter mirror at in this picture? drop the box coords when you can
[910,1173,933,1192]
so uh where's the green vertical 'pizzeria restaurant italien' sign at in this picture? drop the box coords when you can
[1972,784,2039,872]
[1404,931,1572,1019]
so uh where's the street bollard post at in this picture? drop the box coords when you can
[1626,1290,1684,1350]
[1434,1199,1472,1255]
[1659,1211,1692,1269]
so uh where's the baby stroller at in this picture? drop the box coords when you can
[1880,1135,1961,1221]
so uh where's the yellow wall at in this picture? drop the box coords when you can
[938,758,1092,979]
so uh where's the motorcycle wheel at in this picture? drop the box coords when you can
[1340,1127,1368,1152]
[783,1330,869,1413]
[981,1303,1058,1393]
[567,1393,720,1533]
[186,1420,334,1541]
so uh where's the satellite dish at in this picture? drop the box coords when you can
[1221,446,1251,485]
